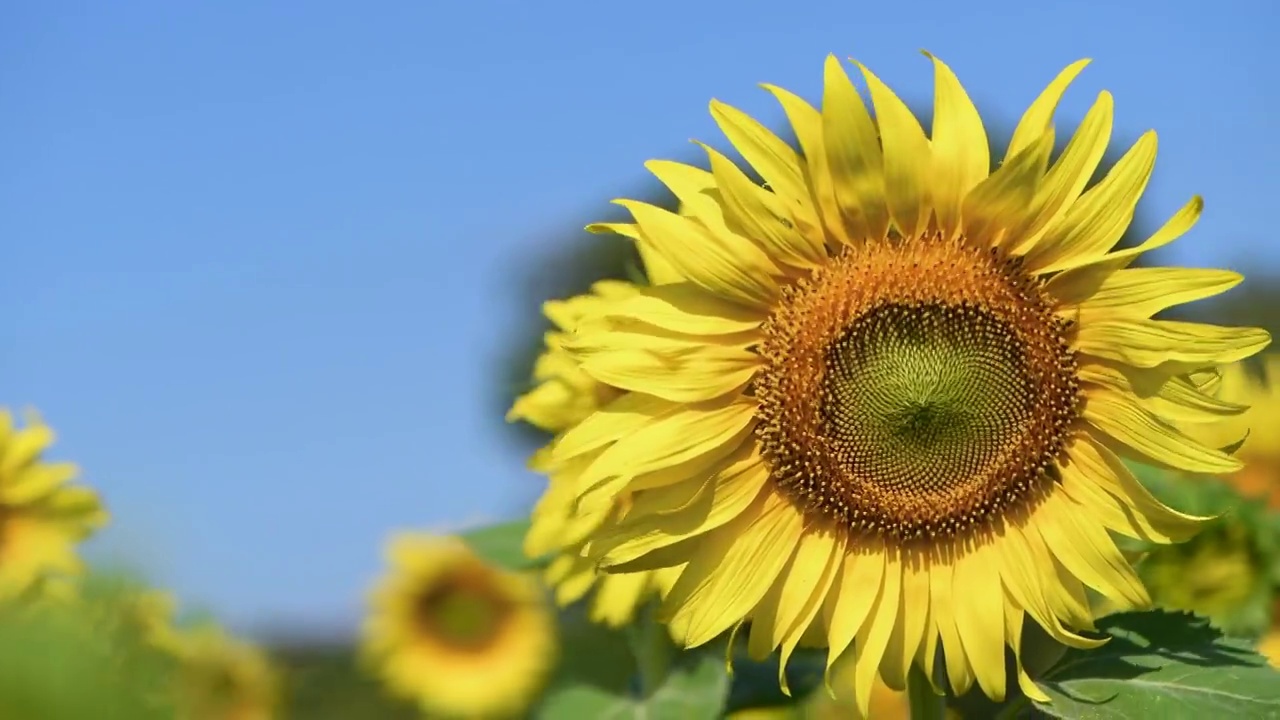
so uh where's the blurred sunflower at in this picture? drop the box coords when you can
[361,533,556,719]
[560,53,1268,714]
[509,281,685,626]
[0,409,108,595]
[173,623,280,720]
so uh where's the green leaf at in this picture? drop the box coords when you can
[536,605,729,719]
[1031,610,1280,719]
[456,519,539,570]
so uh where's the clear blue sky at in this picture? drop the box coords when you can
[3,1,1276,636]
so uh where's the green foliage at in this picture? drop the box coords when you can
[274,642,419,720]
[1031,611,1280,719]
[458,518,540,570]
[535,605,730,719]
[1127,462,1280,637]
[0,581,179,720]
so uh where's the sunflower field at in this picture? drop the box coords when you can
[8,44,1280,720]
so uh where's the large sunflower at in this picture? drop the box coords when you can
[510,281,686,626]
[361,533,556,719]
[558,53,1269,713]
[0,409,108,595]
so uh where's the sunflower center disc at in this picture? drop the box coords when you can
[754,236,1081,542]
[416,574,508,651]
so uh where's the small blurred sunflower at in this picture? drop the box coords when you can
[558,53,1267,715]
[361,533,556,719]
[173,623,280,720]
[509,281,684,626]
[0,409,108,595]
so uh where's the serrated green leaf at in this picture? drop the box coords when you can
[1032,610,1280,719]
[536,605,729,719]
[456,519,539,570]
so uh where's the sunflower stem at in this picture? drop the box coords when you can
[907,664,947,720]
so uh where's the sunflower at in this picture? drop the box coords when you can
[361,533,556,719]
[0,409,108,595]
[558,53,1269,714]
[172,623,280,720]
[510,281,685,626]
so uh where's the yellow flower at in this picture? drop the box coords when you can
[362,533,556,719]
[0,409,108,595]
[172,623,281,720]
[561,53,1268,715]
[510,282,684,627]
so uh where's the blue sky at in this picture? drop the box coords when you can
[3,1,1276,636]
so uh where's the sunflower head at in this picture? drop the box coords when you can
[0,409,108,595]
[510,281,683,627]
[361,533,557,719]
[560,51,1267,716]
[171,623,280,720]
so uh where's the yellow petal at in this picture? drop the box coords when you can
[570,332,761,403]
[663,491,805,647]
[588,222,685,285]
[1039,195,1203,274]
[774,529,844,695]
[1069,435,1210,542]
[995,523,1104,649]
[952,543,1006,701]
[925,51,989,239]
[1035,490,1149,608]
[575,400,756,499]
[1005,59,1091,161]
[962,130,1054,248]
[856,59,931,239]
[765,82,847,246]
[552,393,675,463]
[1075,318,1270,369]
[594,448,769,567]
[1003,603,1052,703]
[1025,132,1158,274]
[596,283,766,335]
[1,424,54,475]
[823,538,886,675]
[1012,91,1114,252]
[929,557,973,695]
[590,572,651,627]
[820,56,887,243]
[1078,362,1249,425]
[617,199,780,307]
[1084,384,1244,473]
[700,142,824,268]
[853,551,901,717]
[880,555,930,691]
[1051,267,1242,322]
[708,100,826,253]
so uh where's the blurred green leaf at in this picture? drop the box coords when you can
[536,605,729,719]
[457,519,539,570]
[1031,610,1280,719]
